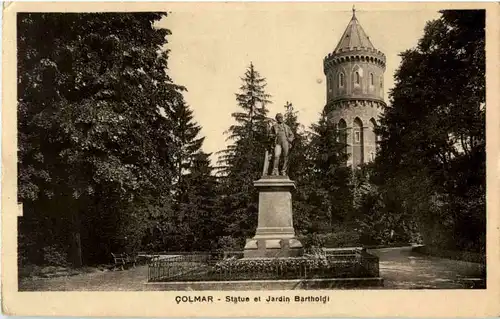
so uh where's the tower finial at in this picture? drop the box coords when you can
[352,5,356,18]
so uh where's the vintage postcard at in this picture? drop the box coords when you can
[2,1,500,317]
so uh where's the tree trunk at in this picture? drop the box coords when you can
[69,202,83,268]
[70,231,83,267]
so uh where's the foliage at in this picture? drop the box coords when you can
[42,245,71,267]
[293,110,353,234]
[371,10,485,252]
[214,236,242,251]
[179,152,219,251]
[168,98,205,190]
[213,256,355,274]
[299,230,361,250]
[283,101,308,181]
[215,63,272,242]
[159,97,217,252]
[151,254,373,282]
[300,233,326,251]
[350,166,417,245]
[19,10,486,268]
[17,12,190,266]
[18,12,178,203]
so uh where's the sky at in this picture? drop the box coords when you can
[158,4,441,164]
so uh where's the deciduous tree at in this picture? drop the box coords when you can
[373,10,485,252]
[17,12,181,265]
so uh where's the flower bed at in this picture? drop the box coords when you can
[212,256,364,279]
[149,252,380,282]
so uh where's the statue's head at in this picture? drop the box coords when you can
[275,113,283,123]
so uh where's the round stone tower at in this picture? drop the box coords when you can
[323,8,386,167]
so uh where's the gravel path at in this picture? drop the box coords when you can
[19,246,485,291]
[368,246,485,289]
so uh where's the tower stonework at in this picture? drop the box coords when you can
[324,9,386,167]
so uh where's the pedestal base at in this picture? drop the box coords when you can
[244,237,303,258]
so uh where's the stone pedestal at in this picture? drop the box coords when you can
[244,177,303,258]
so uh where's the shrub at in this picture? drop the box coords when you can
[209,255,374,280]
[215,236,241,251]
[213,256,349,274]
[300,233,325,250]
[299,230,361,250]
[321,230,361,248]
[42,244,69,266]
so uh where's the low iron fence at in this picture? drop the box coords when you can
[147,249,379,282]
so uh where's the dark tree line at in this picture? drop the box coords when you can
[18,10,485,269]
[18,13,215,267]
[356,10,485,253]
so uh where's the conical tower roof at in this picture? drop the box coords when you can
[334,8,375,53]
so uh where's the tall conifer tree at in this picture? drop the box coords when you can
[216,63,272,246]
[181,152,218,251]
[164,97,213,251]
[295,111,352,233]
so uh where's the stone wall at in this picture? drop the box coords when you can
[323,47,386,167]
[327,99,384,166]
[325,60,385,103]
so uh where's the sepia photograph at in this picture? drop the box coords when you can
[2,1,499,317]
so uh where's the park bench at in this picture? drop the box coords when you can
[111,252,137,270]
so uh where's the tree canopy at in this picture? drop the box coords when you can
[18,12,193,266]
[370,9,485,251]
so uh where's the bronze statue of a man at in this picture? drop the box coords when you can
[267,113,294,176]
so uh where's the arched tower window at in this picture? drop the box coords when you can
[338,72,345,87]
[354,119,362,143]
[338,119,347,144]
[338,119,348,165]
[380,76,383,89]
[352,66,362,89]
[353,117,364,165]
[370,73,374,86]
